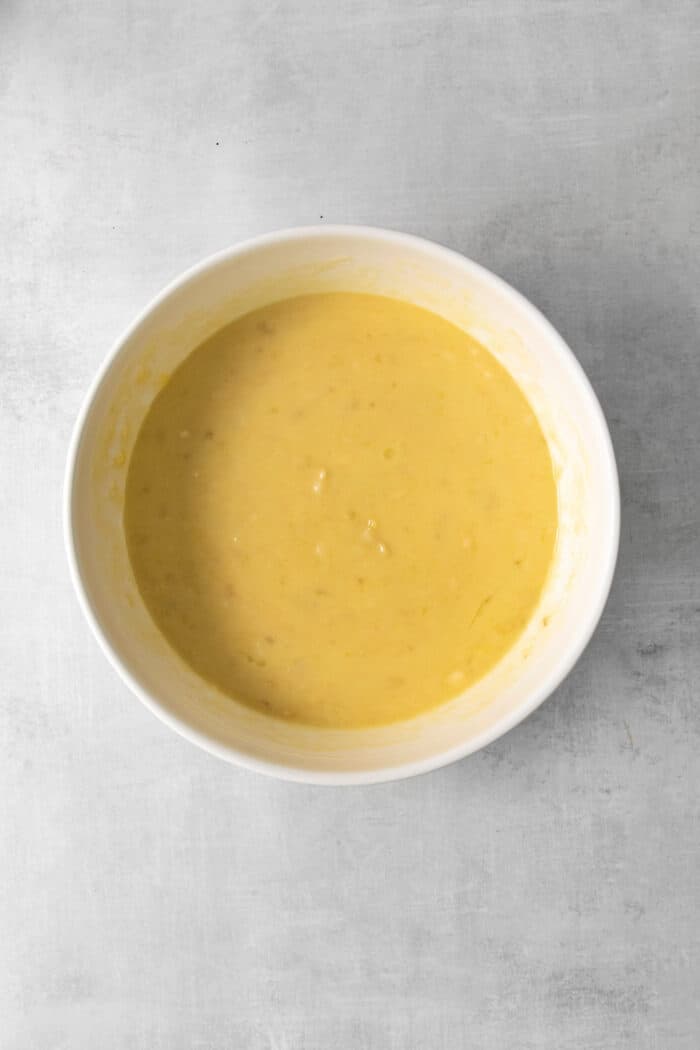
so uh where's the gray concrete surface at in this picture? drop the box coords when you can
[2,1,699,1047]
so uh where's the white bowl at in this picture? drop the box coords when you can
[65,226,619,784]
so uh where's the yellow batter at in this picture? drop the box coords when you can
[125,293,557,728]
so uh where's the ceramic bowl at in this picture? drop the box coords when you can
[65,226,619,783]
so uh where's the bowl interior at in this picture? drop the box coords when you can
[68,228,618,782]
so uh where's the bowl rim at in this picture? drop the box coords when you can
[64,224,620,785]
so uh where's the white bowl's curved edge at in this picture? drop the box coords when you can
[64,224,621,786]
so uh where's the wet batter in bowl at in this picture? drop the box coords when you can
[125,293,557,727]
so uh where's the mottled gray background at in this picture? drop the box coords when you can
[2,1,699,1047]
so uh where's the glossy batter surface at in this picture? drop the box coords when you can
[125,293,557,727]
